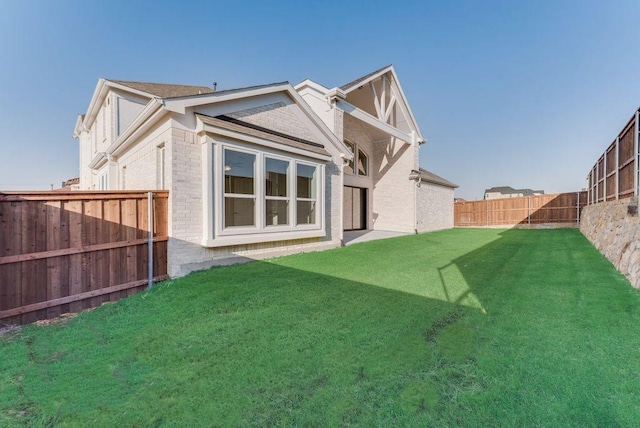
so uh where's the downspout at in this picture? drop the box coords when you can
[339,156,347,246]
[413,138,426,234]
[409,169,421,234]
[414,177,419,234]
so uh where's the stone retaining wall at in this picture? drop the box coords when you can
[580,198,640,288]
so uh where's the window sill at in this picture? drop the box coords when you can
[202,228,326,248]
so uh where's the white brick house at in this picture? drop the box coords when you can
[74,66,457,277]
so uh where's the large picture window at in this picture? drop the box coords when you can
[205,137,326,247]
[224,149,256,227]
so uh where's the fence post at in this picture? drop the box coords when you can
[616,136,620,200]
[148,191,154,289]
[603,150,607,201]
[527,196,531,225]
[596,160,599,202]
[576,192,580,225]
[635,110,639,198]
[485,199,488,226]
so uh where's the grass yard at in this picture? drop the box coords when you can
[2,228,640,426]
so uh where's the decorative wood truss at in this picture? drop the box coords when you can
[334,73,419,145]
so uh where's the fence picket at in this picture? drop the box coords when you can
[0,191,168,325]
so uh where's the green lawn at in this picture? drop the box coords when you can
[2,228,640,426]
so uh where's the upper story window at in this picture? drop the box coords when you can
[344,140,369,177]
[357,149,368,176]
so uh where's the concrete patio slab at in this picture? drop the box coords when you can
[343,230,411,246]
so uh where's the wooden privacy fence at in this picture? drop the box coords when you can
[454,192,587,227]
[586,109,640,203]
[0,191,168,325]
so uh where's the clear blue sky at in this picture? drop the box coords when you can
[1,0,639,199]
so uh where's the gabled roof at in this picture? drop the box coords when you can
[340,64,392,92]
[107,80,215,98]
[197,114,329,156]
[336,65,425,143]
[419,168,458,188]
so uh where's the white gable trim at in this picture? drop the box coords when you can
[164,83,353,160]
[342,65,394,93]
[73,115,85,138]
[83,79,154,130]
[294,79,330,94]
[341,66,425,142]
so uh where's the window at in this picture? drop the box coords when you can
[224,149,256,227]
[357,149,368,176]
[265,157,289,226]
[344,140,368,177]
[296,164,317,225]
[157,144,166,189]
[98,172,108,190]
[344,141,355,175]
[204,137,326,247]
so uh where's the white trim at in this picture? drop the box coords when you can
[73,114,85,138]
[337,99,413,144]
[294,79,330,93]
[107,98,165,157]
[342,66,394,94]
[163,84,292,114]
[341,66,425,142]
[88,152,108,169]
[202,229,326,248]
[167,82,353,159]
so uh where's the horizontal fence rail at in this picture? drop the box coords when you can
[454,192,587,227]
[586,110,640,204]
[0,191,169,325]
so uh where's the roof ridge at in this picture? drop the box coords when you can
[340,64,393,91]
[107,78,212,88]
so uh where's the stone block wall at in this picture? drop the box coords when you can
[580,198,640,288]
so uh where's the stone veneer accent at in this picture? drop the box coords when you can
[580,198,640,289]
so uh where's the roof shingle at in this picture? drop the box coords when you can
[419,168,458,188]
[108,79,216,98]
[196,114,329,157]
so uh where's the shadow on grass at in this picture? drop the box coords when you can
[2,228,637,426]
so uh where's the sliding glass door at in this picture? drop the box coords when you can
[343,186,367,231]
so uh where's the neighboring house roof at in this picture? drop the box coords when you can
[107,80,216,98]
[340,64,392,91]
[64,177,80,186]
[196,114,330,156]
[419,168,458,188]
[484,186,543,195]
